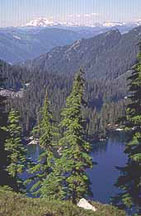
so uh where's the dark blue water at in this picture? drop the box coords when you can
[27,133,127,204]
[87,133,127,204]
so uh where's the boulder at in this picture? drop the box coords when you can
[77,198,97,212]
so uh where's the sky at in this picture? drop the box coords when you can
[0,0,141,27]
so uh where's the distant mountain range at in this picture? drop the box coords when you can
[23,18,141,39]
[0,18,140,64]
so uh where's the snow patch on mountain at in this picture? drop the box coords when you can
[13,35,21,40]
[135,19,141,26]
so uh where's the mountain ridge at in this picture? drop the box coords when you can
[0,27,81,64]
[25,26,141,80]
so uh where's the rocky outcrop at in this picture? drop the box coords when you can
[0,88,24,98]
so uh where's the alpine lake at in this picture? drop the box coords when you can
[26,131,127,204]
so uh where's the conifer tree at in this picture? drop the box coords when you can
[28,93,57,196]
[3,109,27,192]
[41,69,93,203]
[114,43,141,213]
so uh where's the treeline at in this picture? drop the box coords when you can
[85,99,128,139]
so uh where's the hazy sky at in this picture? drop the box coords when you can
[0,0,141,27]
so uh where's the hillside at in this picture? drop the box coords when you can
[26,26,141,80]
[0,187,125,216]
[0,27,81,63]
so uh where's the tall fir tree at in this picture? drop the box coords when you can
[41,69,93,204]
[114,43,141,214]
[3,109,27,192]
[28,92,57,196]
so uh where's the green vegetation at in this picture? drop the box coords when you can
[27,93,57,196]
[3,109,27,192]
[0,187,125,216]
[114,43,141,214]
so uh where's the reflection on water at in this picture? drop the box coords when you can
[27,144,42,162]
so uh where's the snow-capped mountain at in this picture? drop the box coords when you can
[102,22,125,27]
[23,17,141,28]
[101,21,141,28]
[24,17,60,27]
[24,17,79,27]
